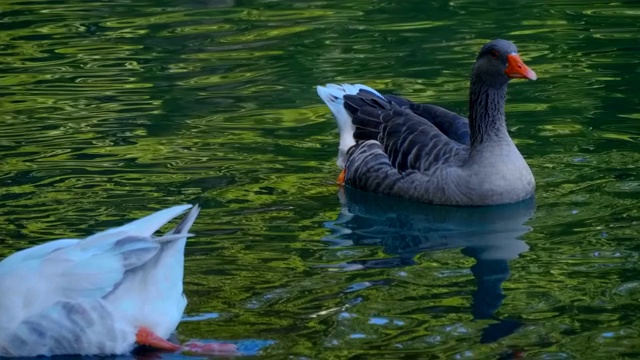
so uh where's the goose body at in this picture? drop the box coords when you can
[0,205,199,357]
[317,39,537,206]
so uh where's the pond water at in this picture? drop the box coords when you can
[2,0,640,358]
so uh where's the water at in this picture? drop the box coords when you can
[1,0,640,358]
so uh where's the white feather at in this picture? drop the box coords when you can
[0,204,199,357]
[317,83,384,168]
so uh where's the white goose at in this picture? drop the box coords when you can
[0,204,236,357]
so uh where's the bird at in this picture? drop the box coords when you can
[0,204,237,357]
[317,39,538,206]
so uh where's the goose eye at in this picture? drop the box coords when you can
[490,50,499,59]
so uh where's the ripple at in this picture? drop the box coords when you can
[1,0,640,358]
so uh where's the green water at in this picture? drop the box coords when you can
[2,0,640,358]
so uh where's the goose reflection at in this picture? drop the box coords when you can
[322,188,536,344]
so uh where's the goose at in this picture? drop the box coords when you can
[0,204,237,357]
[317,39,537,206]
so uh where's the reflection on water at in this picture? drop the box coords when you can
[2,0,640,357]
[323,189,534,345]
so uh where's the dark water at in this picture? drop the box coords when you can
[2,0,640,358]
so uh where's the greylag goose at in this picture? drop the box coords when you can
[0,205,237,357]
[317,39,537,206]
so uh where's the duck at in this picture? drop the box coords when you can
[317,39,538,206]
[0,204,237,357]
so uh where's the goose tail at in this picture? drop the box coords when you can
[317,83,384,168]
[164,204,200,237]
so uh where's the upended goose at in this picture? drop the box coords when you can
[317,39,537,206]
[0,205,237,357]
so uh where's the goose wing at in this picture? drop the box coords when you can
[383,94,470,145]
[0,205,196,356]
[344,90,468,175]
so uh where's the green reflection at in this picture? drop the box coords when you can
[1,0,640,358]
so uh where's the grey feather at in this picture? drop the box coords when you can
[319,39,536,206]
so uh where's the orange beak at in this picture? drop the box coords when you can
[505,54,537,80]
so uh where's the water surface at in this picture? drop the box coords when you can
[2,0,640,358]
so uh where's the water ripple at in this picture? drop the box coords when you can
[1,0,640,358]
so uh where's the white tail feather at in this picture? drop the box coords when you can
[317,83,384,168]
[81,205,193,246]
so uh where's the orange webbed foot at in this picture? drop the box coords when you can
[337,169,346,185]
[135,327,182,352]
